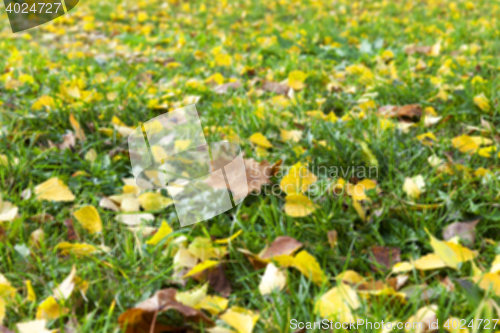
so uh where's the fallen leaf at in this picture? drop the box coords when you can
[473,93,491,112]
[69,114,86,142]
[36,296,68,320]
[259,263,286,295]
[118,288,212,333]
[25,280,36,302]
[184,260,220,278]
[249,133,273,149]
[73,206,102,234]
[292,250,325,285]
[115,213,155,226]
[261,80,289,95]
[474,273,500,296]
[327,230,338,248]
[16,320,51,333]
[220,307,259,333]
[405,305,438,333]
[56,242,99,256]
[315,284,360,322]
[214,81,242,94]
[280,162,317,195]
[63,219,78,241]
[369,246,401,271]
[138,192,173,211]
[442,219,480,245]
[280,129,302,143]
[397,104,422,121]
[260,236,303,259]
[403,175,426,199]
[35,177,75,202]
[0,198,18,222]
[146,221,173,245]
[99,196,120,211]
[53,265,76,300]
[288,70,307,90]
[244,159,273,194]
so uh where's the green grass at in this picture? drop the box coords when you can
[1,0,500,331]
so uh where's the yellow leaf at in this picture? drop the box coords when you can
[249,132,273,148]
[0,274,16,298]
[292,250,325,285]
[215,54,232,67]
[184,260,219,278]
[146,221,173,245]
[69,113,86,142]
[197,295,228,315]
[259,263,287,295]
[0,298,4,325]
[56,242,98,256]
[214,229,243,244]
[138,192,173,211]
[403,175,426,199]
[391,262,414,274]
[315,284,360,322]
[35,177,75,202]
[417,132,437,146]
[26,280,36,302]
[337,270,364,284]
[32,95,55,111]
[358,141,379,167]
[176,284,208,307]
[17,320,52,333]
[188,237,226,261]
[280,129,302,142]
[490,255,500,273]
[280,162,317,195]
[477,146,497,158]
[426,229,459,269]
[474,273,500,296]
[220,307,259,333]
[452,135,492,154]
[36,296,68,320]
[0,197,18,222]
[474,93,491,112]
[284,193,316,217]
[288,70,307,90]
[413,254,447,271]
[73,206,102,234]
[84,149,97,163]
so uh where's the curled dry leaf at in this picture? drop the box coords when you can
[369,246,401,271]
[260,236,303,259]
[442,219,480,245]
[118,288,213,333]
[63,219,78,241]
[213,81,242,94]
[397,104,422,122]
[261,80,289,95]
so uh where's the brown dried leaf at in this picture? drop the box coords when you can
[442,219,480,245]
[64,218,78,241]
[327,230,338,248]
[397,104,422,122]
[245,158,273,193]
[30,213,54,223]
[213,81,242,94]
[261,81,289,95]
[206,264,232,297]
[260,236,303,259]
[369,246,401,271]
[404,45,432,55]
[118,288,213,333]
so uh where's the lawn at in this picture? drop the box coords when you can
[1,0,500,332]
